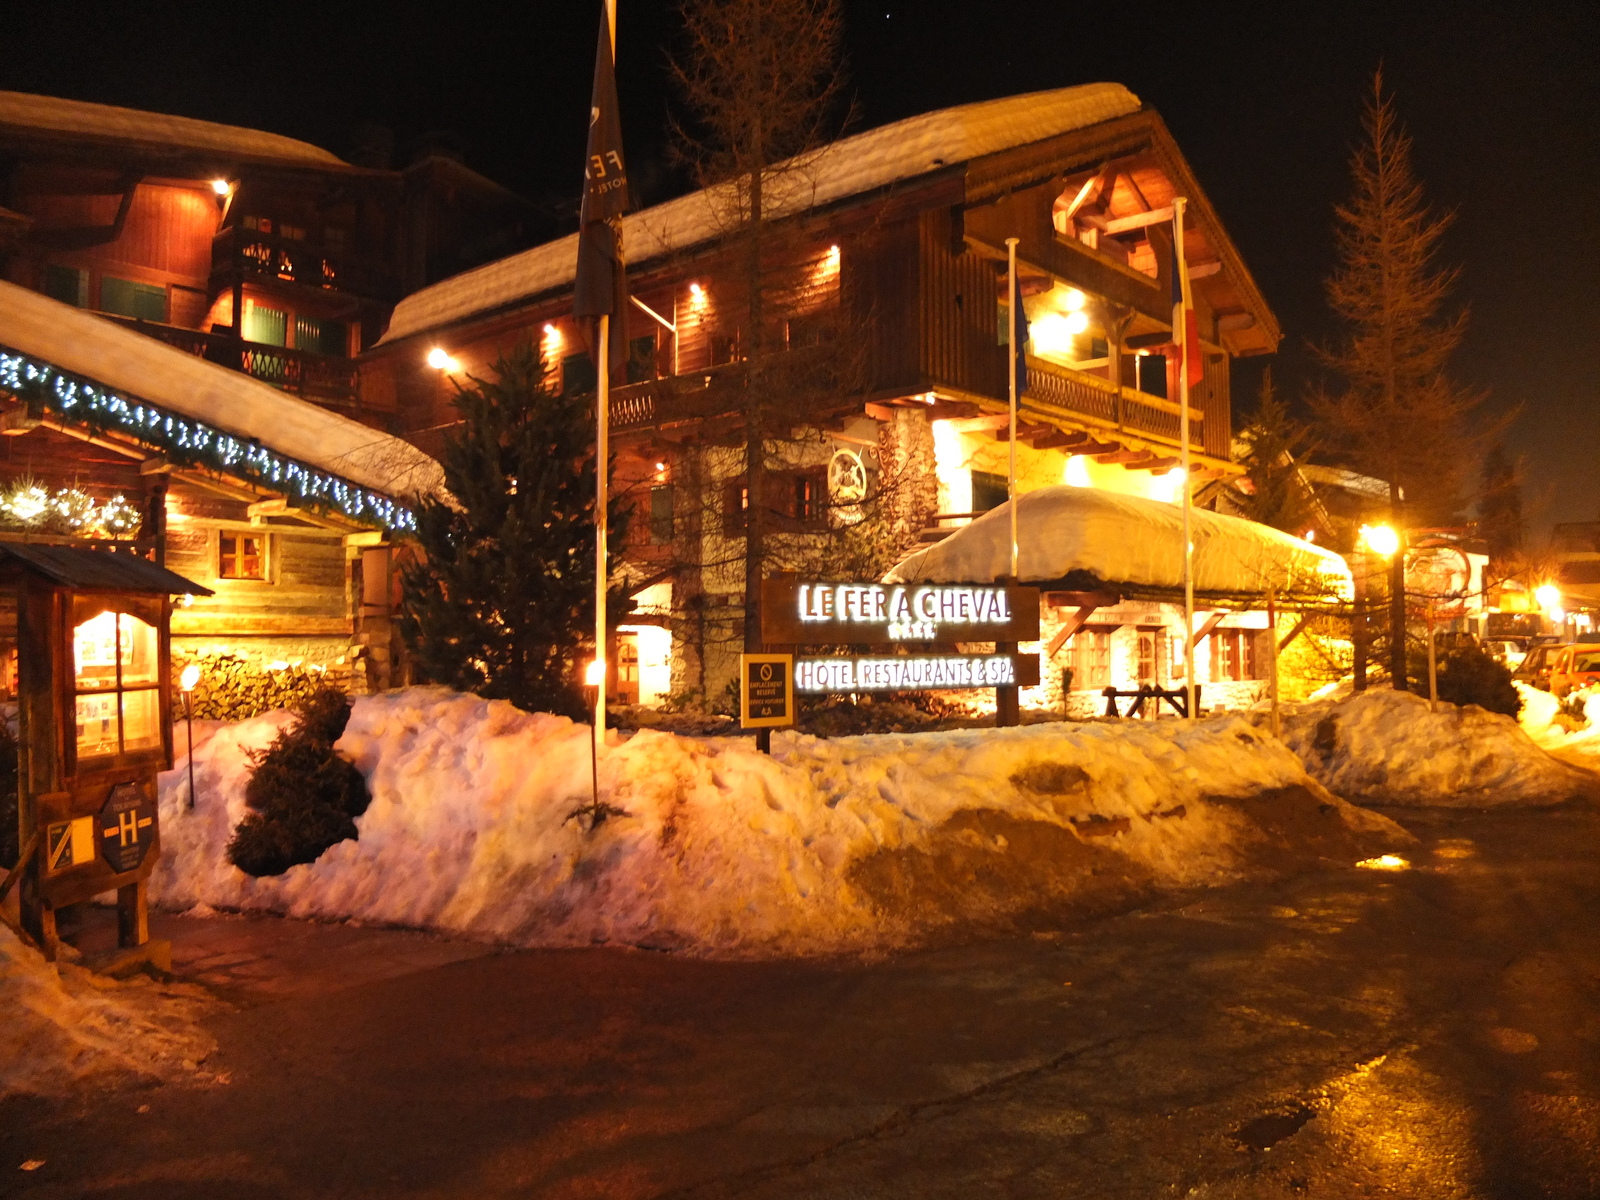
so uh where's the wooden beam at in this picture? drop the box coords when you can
[1191,610,1228,649]
[1029,429,1094,451]
[1189,261,1222,279]
[1102,206,1174,235]
[1093,449,1153,465]
[139,457,172,475]
[1046,605,1100,659]
[1140,456,1181,473]
[1278,613,1314,653]
[994,422,1055,443]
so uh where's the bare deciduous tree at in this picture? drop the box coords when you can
[670,0,848,651]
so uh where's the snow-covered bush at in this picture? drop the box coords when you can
[1415,643,1520,717]
[226,687,368,876]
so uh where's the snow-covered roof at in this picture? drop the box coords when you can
[381,83,1142,345]
[0,281,444,509]
[886,485,1352,601]
[0,90,347,169]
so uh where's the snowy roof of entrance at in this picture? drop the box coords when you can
[380,82,1142,345]
[886,486,1353,602]
[0,281,444,506]
[0,90,347,169]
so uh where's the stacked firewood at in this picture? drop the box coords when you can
[171,652,351,721]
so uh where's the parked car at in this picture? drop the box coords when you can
[1513,641,1568,692]
[1548,643,1600,699]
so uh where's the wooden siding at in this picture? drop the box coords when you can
[917,207,1002,397]
[0,425,145,496]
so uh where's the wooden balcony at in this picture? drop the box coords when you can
[103,316,360,408]
[1022,357,1203,452]
[211,227,398,301]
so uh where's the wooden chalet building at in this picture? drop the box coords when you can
[365,84,1284,712]
[0,93,477,694]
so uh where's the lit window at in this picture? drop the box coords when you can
[73,609,162,762]
[219,532,265,580]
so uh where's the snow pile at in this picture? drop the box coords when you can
[888,485,1352,600]
[0,925,217,1099]
[151,687,1402,957]
[1279,689,1597,808]
[1516,682,1600,771]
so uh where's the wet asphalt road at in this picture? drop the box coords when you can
[5,801,1600,1199]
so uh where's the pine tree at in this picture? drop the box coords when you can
[1236,369,1318,535]
[397,345,625,720]
[1311,70,1496,527]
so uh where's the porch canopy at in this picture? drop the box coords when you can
[886,485,1351,606]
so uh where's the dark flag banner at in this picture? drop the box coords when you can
[574,4,629,374]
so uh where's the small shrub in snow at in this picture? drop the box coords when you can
[1413,644,1520,717]
[227,688,369,877]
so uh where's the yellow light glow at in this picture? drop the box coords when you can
[210,179,231,196]
[930,419,972,515]
[1534,583,1562,610]
[426,347,460,372]
[585,659,606,687]
[1356,854,1410,871]
[1063,310,1090,335]
[1062,288,1086,311]
[1359,524,1400,557]
[688,282,706,303]
[1029,313,1074,355]
[1304,529,1317,543]
[180,664,201,691]
[542,323,562,345]
[1063,455,1092,488]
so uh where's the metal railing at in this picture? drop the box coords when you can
[211,227,397,300]
[102,316,360,407]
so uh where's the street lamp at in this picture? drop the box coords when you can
[1359,523,1399,558]
[1534,583,1562,611]
[179,663,201,809]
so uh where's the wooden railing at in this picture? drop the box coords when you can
[211,227,397,300]
[1023,357,1202,451]
[103,316,360,407]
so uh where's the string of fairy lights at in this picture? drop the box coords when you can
[0,348,417,533]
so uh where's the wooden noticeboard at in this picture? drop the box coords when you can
[740,653,794,729]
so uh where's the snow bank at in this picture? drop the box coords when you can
[0,925,217,1099]
[1279,689,1597,808]
[151,687,1402,957]
[1516,682,1600,772]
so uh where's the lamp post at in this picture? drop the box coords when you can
[1358,524,1403,689]
[179,663,200,809]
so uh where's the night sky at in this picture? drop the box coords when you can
[5,1,1595,534]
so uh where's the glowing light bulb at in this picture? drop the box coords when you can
[1535,583,1562,610]
[1359,524,1399,557]
[1062,288,1086,311]
[688,282,705,301]
[211,179,231,196]
[426,347,459,372]
[180,664,201,691]
[1063,310,1090,335]
[585,659,606,686]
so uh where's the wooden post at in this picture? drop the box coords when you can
[995,639,1020,727]
[1426,601,1438,709]
[1352,565,1369,692]
[117,880,149,949]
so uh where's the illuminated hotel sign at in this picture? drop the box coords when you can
[761,578,1040,645]
[795,654,1038,693]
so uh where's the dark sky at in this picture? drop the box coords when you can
[5,1,1596,535]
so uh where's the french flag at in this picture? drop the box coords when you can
[1169,230,1203,386]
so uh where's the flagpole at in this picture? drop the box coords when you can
[595,313,609,753]
[1173,197,1196,720]
[1006,236,1019,580]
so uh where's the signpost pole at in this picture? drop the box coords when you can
[1266,587,1280,738]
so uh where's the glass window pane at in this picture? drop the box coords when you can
[76,691,120,759]
[74,610,120,691]
[118,614,160,687]
[243,302,288,346]
[100,276,168,322]
[120,688,162,753]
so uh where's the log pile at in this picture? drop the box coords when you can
[171,651,351,722]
